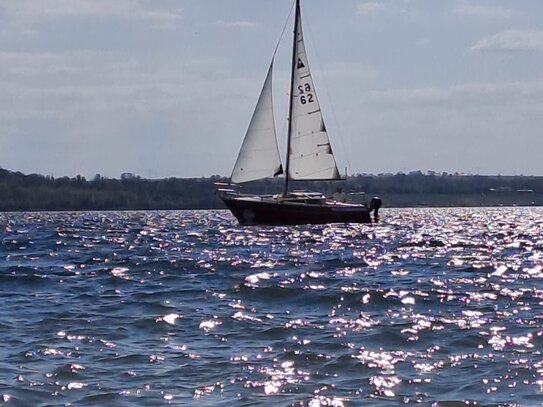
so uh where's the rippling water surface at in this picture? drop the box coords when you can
[1,208,543,406]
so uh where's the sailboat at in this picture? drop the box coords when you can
[218,0,382,226]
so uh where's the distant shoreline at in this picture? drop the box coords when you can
[1,168,542,212]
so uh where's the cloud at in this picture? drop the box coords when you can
[471,30,543,52]
[350,80,543,175]
[356,2,386,17]
[0,49,269,177]
[323,62,377,80]
[1,0,182,32]
[0,51,170,122]
[216,20,260,29]
[0,50,233,119]
[360,81,543,107]
[454,4,511,19]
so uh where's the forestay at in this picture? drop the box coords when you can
[231,61,283,184]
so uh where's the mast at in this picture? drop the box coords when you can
[284,0,300,196]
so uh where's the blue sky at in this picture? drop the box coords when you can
[1,0,542,178]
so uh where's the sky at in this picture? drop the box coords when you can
[1,0,542,179]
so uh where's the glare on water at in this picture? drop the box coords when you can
[0,208,542,405]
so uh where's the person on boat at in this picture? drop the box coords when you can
[332,187,347,203]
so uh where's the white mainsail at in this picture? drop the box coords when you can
[231,61,283,184]
[287,16,341,181]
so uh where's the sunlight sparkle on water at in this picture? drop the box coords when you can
[2,208,543,405]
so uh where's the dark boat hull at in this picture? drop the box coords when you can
[221,195,373,226]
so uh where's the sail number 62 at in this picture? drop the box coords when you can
[300,94,314,104]
[298,83,314,104]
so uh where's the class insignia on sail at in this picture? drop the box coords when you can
[216,0,382,226]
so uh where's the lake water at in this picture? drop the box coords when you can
[1,208,542,406]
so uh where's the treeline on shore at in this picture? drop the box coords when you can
[1,167,542,211]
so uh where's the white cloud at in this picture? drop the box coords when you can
[1,1,542,177]
[1,0,182,32]
[323,62,378,82]
[454,4,511,20]
[0,48,268,177]
[471,30,543,52]
[0,50,234,119]
[216,20,260,29]
[361,81,543,106]
[350,80,543,175]
[356,2,386,17]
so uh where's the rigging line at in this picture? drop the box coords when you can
[303,8,353,177]
[273,0,295,179]
[271,1,295,59]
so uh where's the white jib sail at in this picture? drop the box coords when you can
[231,61,283,184]
[288,17,341,181]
